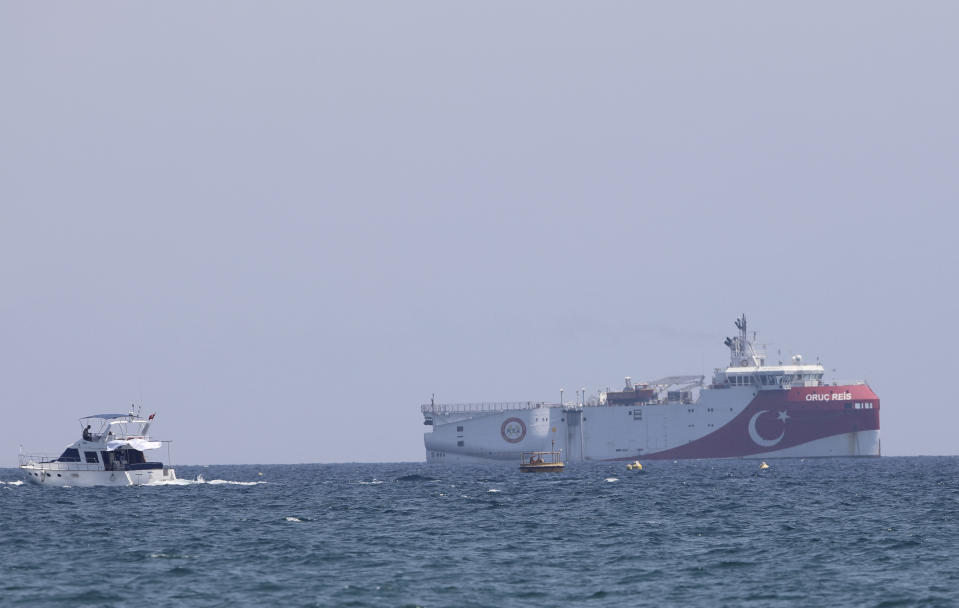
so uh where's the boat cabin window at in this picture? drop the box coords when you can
[100,451,113,471]
[57,448,80,462]
[84,451,99,464]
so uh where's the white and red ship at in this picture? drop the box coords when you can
[423,315,880,463]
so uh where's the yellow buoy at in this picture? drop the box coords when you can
[626,463,634,470]
[759,461,770,470]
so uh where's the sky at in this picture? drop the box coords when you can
[2,2,957,465]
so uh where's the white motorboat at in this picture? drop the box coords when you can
[19,410,177,486]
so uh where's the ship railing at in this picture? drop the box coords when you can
[421,401,552,415]
[823,379,868,387]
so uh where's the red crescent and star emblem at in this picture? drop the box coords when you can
[748,409,790,447]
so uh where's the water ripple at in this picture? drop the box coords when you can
[2,458,959,606]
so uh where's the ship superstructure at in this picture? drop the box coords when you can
[422,315,880,463]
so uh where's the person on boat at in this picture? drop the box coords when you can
[82,425,92,441]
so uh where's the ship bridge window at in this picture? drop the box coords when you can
[84,451,99,464]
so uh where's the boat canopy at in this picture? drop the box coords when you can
[82,413,131,420]
[106,438,162,452]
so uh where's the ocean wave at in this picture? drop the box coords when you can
[395,474,438,482]
[148,553,193,559]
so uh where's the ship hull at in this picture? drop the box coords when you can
[425,384,880,463]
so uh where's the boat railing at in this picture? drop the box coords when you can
[422,401,551,415]
[18,453,105,471]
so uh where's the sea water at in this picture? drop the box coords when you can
[2,457,958,607]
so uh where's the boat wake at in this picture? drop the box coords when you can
[145,475,265,487]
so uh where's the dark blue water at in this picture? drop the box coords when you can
[2,457,958,607]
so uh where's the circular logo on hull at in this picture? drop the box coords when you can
[501,417,527,443]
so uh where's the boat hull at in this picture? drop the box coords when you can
[519,464,565,473]
[20,466,177,487]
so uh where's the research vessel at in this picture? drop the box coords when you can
[423,315,880,463]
